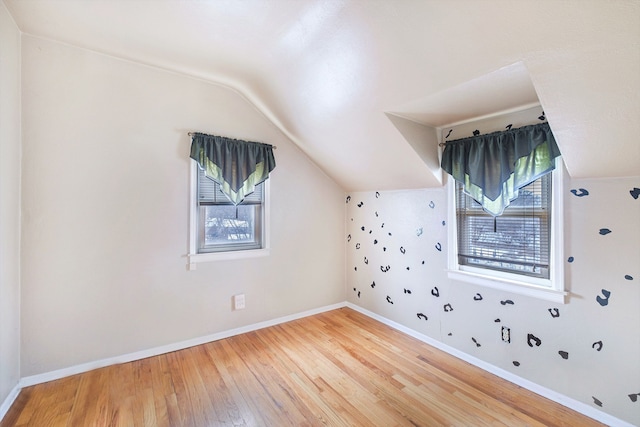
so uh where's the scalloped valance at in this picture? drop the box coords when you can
[190,133,276,205]
[441,122,560,216]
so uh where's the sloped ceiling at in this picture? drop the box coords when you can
[4,0,639,191]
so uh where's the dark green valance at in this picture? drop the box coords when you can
[441,122,560,216]
[190,133,276,205]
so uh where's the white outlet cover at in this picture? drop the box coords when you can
[234,294,246,310]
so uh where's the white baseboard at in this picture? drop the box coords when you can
[20,302,347,388]
[9,301,634,427]
[345,302,634,427]
[0,383,21,422]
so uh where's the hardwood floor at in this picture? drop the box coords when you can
[1,307,604,426]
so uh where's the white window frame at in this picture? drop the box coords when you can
[446,158,567,303]
[187,160,270,269]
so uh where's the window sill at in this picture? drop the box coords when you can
[187,248,270,269]
[447,269,567,304]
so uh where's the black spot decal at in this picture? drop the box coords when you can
[380,265,391,273]
[599,228,612,235]
[629,393,640,403]
[596,289,611,306]
[473,293,483,301]
[570,188,589,197]
[548,308,560,318]
[558,351,569,360]
[471,337,481,347]
[354,267,357,271]
[429,201,435,209]
[494,318,501,323]
[361,226,365,231]
[435,243,442,251]
[592,341,603,351]
[357,291,361,298]
[375,191,380,198]
[400,246,406,254]
[370,281,376,288]
[513,361,521,367]
[374,239,378,244]
[592,397,603,407]
[355,243,360,249]
[347,234,351,242]
[625,275,634,280]
[346,196,351,203]
[443,303,453,312]
[630,187,640,199]
[473,129,480,136]
[363,257,368,265]
[527,333,542,347]
[431,287,440,297]
[417,313,428,321]
[404,288,412,294]
[567,256,574,263]
[500,300,515,306]
[386,295,394,304]
[505,124,513,130]
[445,129,453,139]
[538,111,546,121]
[357,201,364,207]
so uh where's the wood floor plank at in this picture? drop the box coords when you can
[148,354,171,427]
[0,307,606,427]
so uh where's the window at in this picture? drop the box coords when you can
[456,173,551,279]
[188,163,269,267]
[447,159,566,303]
[196,168,264,253]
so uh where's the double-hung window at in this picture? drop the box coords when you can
[188,163,270,266]
[442,108,565,302]
[196,167,264,253]
[187,133,274,267]
[456,173,551,279]
[447,160,565,303]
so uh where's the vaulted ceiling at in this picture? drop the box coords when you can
[4,0,639,191]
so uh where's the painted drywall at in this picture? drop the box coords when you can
[346,177,640,425]
[19,35,345,377]
[0,1,21,411]
[5,1,640,191]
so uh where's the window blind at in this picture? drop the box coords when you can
[198,168,263,205]
[456,173,552,279]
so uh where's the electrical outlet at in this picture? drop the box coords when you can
[501,326,511,343]
[233,294,246,310]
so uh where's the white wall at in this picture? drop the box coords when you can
[0,1,21,411]
[346,176,640,425]
[19,35,346,377]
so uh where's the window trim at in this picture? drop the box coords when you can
[188,160,270,269]
[446,158,567,303]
